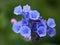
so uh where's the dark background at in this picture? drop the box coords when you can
[0,0,60,45]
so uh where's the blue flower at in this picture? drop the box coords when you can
[19,26,31,37]
[14,5,22,15]
[12,21,22,33]
[29,10,40,20]
[23,4,31,12]
[37,26,46,37]
[12,19,28,33]
[47,18,56,28]
[37,19,47,29]
[47,28,56,37]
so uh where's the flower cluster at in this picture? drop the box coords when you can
[11,4,56,41]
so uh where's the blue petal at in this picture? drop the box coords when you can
[20,19,28,26]
[30,22,37,30]
[47,18,56,28]
[22,12,30,20]
[23,4,31,12]
[14,5,22,15]
[29,10,40,20]
[37,19,47,29]
[37,26,46,37]
[47,28,56,37]
[12,21,22,33]
[20,26,31,37]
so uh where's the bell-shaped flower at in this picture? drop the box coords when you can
[47,28,56,37]
[29,10,40,20]
[19,26,31,38]
[47,18,56,28]
[12,21,22,33]
[23,4,31,12]
[14,5,22,15]
[37,26,46,37]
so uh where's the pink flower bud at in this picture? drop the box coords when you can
[11,18,17,24]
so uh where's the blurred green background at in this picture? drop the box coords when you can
[0,0,60,45]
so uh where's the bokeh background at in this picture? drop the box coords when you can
[0,0,60,45]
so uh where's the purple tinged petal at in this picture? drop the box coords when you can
[37,26,46,37]
[47,28,56,37]
[14,5,22,15]
[22,12,30,20]
[24,36,31,41]
[29,10,40,20]
[20,19,28,26]
[30,22,37,31]
[47,18,56,28]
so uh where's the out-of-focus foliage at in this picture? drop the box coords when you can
[0,0,60,45]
